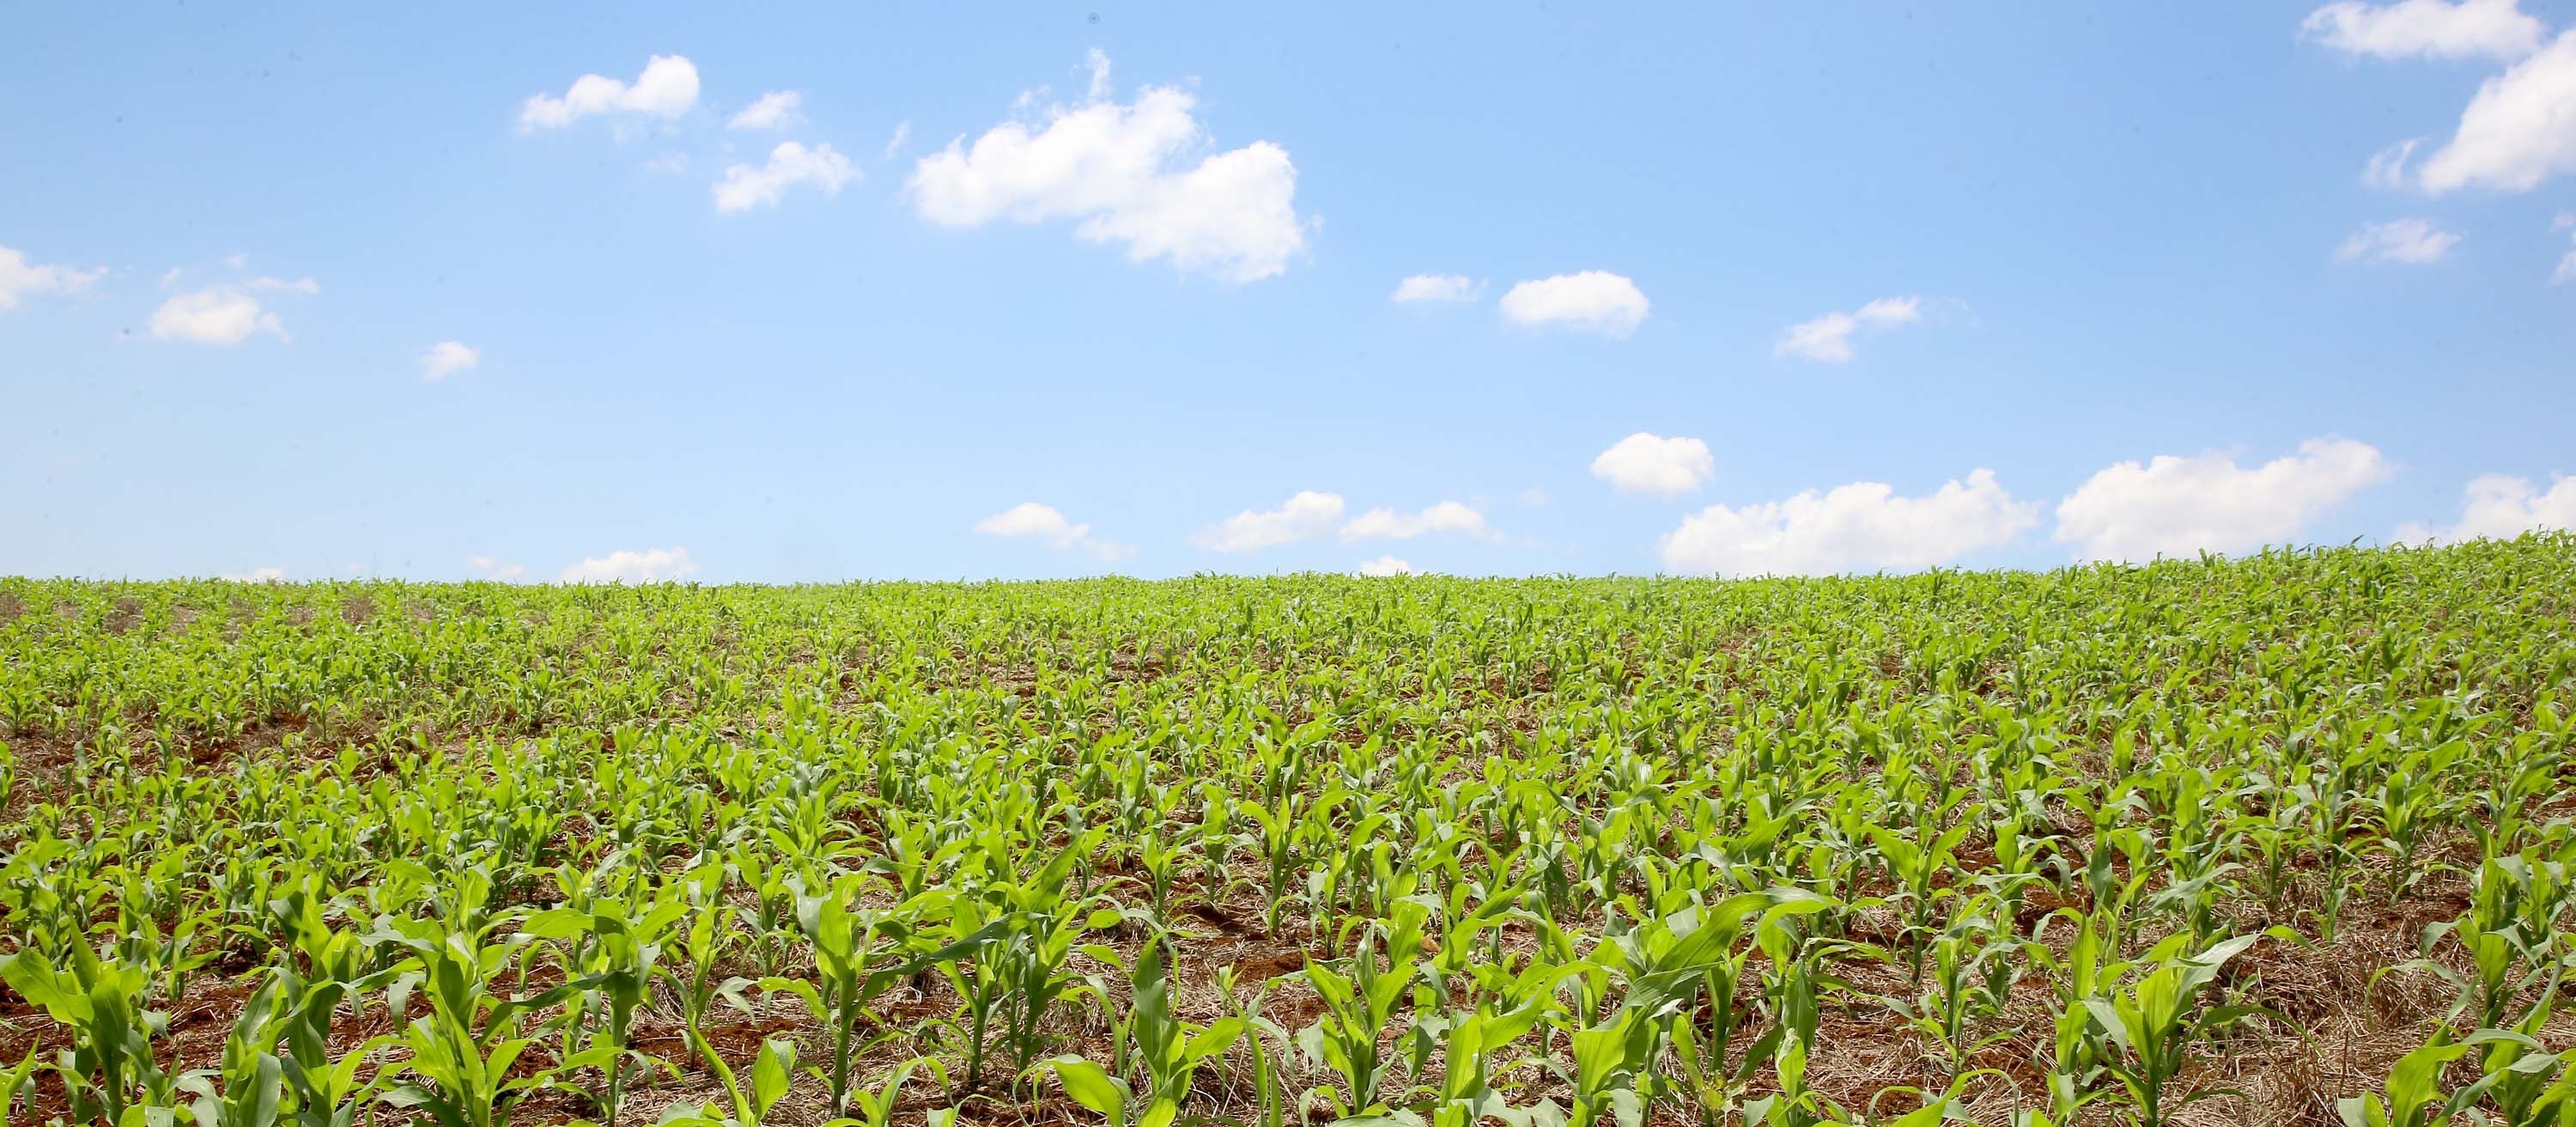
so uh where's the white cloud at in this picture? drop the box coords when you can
[726,90,804,131]
[2053,438,2391,562]
[0,245,104,309]
[1498,271,1649,337]
[1662,469,2036,576]
[421,340,479,381]
[2334,217,2462,262]
[1084,50,1115,101]
[714,142,859,212]
[1775,295,1924,362]
[222,566,288,582]
[519,55,700,131]
[972,502,1134,560]
[1390,274,1478,303]
[641,151,694,175]
[1340,500,1492,542]
[2419,30,2576,192]
[1190,490,1346,551]
[883,120,913,161]
[246,276,320,295]
[149,286,287,345]
[1589,432,1716,497]
[558,546,697,584]
[2364,138,2424,188]
[1193,491,1498,551]
[2301,0,2545,61]
[908,52,1307,283]
[2553,213,2576,282]
[1858,295,1923,321]
[465,555,526,582]
[1354,555,1414,577]
[2396,473,2576,542]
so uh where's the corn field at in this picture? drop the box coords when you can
[3,538,2574,1127]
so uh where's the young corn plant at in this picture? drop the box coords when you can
[2084,933,2265,1127]
[1870,821,1971,985]
[771,877,1005,1113]
[2371,748,2460,904]
[1041,942,1244,1127]
[1738,1029,1844,1127]
[1398,994,1555,1127]
[522,891,689,1127]
[1297,901,1429,1118]
[841,1054,950,1127]
[274,964,393,1127]
[2413,852,2576,1032]
[368,916,581,1127]
[0,941,175,1126]
[1212,965,1300,1127]
[939,838,1120,1095]
[0,1050,43,1125]
[258,885,407,1127]
[2454,1024,2576,1127]
[667,863,757,1106]
[178,974,286,1127]
[2336,1034,2475,1127]
[653,1038,799,1127]
[1124,940,1248,1124]
[2029,909,2130,1122]
[1895,902,2020,1082]
[1588,890,1833,1125]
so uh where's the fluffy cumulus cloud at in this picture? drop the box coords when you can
[1190,490,1346,551]
[421,340,479,381]
[465,555,527,582]
[2396,473,2576,542]
[2301,0,2545,61]
[1341,500,1492,542]
[2053,438,2391,562]
[1498,271,1649,337]
[1389,274,1477,303]
[1775,296,1923,362]
[0,244,104,309]
[714,142,859,212]
[972,502,1134,560]
[1589,432,1716,497]
[726,91,804,131]
[519,55,700,131]
[2417,30,2576,192]
[2334,217,2462,262]
[150,286,288,345]
[909,51,1308,283]
[558,546,698,584]
[1354,556,1415,577]
[1661,470,2037,577]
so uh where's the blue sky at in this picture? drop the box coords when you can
[4,3,2573,582]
